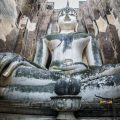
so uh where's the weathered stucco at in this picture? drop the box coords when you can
[0,0,120,119]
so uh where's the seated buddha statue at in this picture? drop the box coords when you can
[34,3,102,74]
[0,2,120,105]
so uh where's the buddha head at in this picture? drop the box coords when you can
[57,1,78,33]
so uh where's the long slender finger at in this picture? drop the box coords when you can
[2,61,24,77]
[0,57,12,74]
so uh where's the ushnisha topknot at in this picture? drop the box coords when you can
[58,0,77,17]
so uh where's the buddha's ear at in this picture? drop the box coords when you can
[75,23,78,32]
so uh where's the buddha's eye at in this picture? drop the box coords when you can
[70,14,74,16]
[68,12,74,16]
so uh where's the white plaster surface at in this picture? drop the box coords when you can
[96,16,108,32]
[12,77,55,86]
[18,16,28,29]
[48,37,90,64]
[27,19,36,32]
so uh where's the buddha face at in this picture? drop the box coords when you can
[58,10,78,32]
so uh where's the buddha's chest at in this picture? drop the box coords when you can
[48,39,82,53]
[46,37,89,53]
[45,33,90,64]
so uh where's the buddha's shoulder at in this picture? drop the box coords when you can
[73,32,90,38]
[45,32,93,41]
[46,33,66,40]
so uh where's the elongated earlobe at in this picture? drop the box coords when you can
[56,23,61,33]
[75,23,78,32]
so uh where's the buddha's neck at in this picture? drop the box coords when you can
[60,29,75,34]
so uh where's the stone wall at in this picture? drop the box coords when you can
[77,0,120,64]
[0,0,18,52]
[37,8,53,38]
[0,0,53,61]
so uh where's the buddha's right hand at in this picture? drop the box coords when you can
[0,52,30,78]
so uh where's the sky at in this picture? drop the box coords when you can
[47,0,86,9]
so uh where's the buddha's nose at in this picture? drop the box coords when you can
[64,14,71,21]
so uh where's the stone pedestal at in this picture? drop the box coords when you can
[51,95,81,120]
[57,112,75,120]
